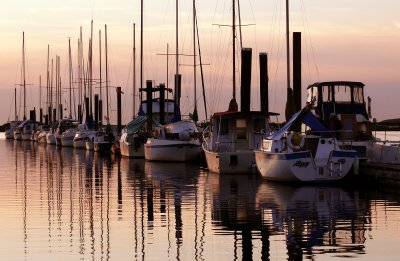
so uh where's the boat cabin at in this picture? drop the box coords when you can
[208,111,274,152]
[307,81,372,141]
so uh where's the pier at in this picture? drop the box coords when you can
[360,162,400,186]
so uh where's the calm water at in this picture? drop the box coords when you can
[1,139,400,260]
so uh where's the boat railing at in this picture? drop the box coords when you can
[202,126,210,150]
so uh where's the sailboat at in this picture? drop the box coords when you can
[144,0,202,162]
[5,88,21,139]
[92,24,116,153]
[202,0,275,173]
[119,21,151,158]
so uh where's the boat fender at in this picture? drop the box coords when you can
[287,132,305,151]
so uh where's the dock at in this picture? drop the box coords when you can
[360,162,400,186]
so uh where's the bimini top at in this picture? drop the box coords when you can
[307,81,365,89]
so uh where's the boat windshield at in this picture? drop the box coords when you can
[353,86,364,103]
[307,87,318,103]
[334,85,352,103]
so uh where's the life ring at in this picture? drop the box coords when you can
[287,132,305,151]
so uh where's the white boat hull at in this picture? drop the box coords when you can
[61,136,74,147]
[203,143,255,174]
[255,150,356,182]
[145,138,201,162]
[119,132,145,158]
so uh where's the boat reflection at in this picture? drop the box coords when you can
[209,173,368,260]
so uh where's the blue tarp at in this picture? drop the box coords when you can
[269,108,327,140]
[125,116,148,135]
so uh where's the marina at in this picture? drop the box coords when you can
[2,0,400,260]
[1,139,400,260]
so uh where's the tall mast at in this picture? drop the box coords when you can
[22,32,26,120]
[140,0,143,104]
[51,58,53,118]
[89,20,93,116]
[39,75,42,120]
[133,23,136,119]
[195,6,208,120]
[105,24,109,125]
[99,29,102,101]
[14,87,17,121]
[79,27,83,112]
[176,0,179,76]
[232,0,236,101]
[46,45,50,121]
[192,0,197,121]
[286,0,290,91]
[68,38,72,118]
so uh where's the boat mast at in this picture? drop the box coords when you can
[232,0,236,102]
[176,0,179,77]
[286,0,290,91]
[47,45,50,123]
[14,87,17,121]
[140,0,143,104]
[22,31,26,120]
[39,75,42,122]
[227,0,238,112]
[105,24,109,125]
[192,0,197,121]
[195,7,208,120]
[133,23,136,119]
[90,20,93,116]
[99,29,102,101]
[68,38,72,119]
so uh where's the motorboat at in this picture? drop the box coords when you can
[93,127,116,153]
[306,81,373,170]
[203,110,275,174]
[37,126,50,144]
[119,116,149,158]
[60,125,79,147]
[55,119,79,146]
[5,121,22,139]
[144,120,202,162]
[13,120,39,141]
[73,124,96,149]
[255,103,357,182]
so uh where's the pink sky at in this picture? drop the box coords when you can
[1,0,400,124]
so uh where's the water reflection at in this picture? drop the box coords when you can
[1,140,399,260]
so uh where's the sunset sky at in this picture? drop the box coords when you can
[0,0,399,124]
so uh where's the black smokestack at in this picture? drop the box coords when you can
[240,48,252,112]
[159,84,165,125]
[146,80,153,119]
[174,74,181,114]
[293,32,302,112]
[259,53,269,114]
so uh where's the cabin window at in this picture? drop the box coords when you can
[354,87,364,103]
[307,88,317,103]
[219,118,229,135]
[335,85,352,103]
[322,87,331,102]
[236,119,247,139]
